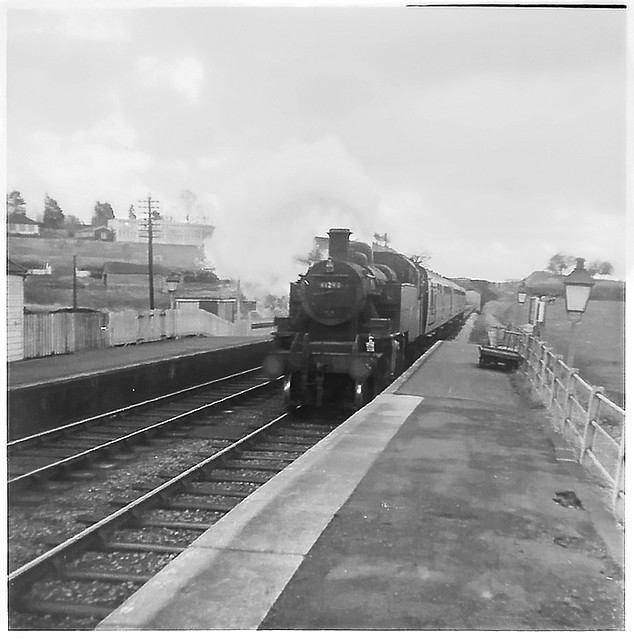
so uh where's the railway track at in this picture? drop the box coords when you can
[8,372,346,630]
[8,367,277,494]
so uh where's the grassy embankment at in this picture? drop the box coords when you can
[9,235,210,313]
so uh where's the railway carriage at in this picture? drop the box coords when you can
[263,228,466,409]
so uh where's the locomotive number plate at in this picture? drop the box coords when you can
[319,281,343,289]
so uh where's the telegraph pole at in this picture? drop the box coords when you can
[138,194,161,310]
[72,255,77,310]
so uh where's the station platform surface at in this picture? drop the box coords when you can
[7,335,269,389]
[98,340,624,631]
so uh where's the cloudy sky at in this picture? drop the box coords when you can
[5,1,627,290]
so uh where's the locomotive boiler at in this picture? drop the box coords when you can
[263,228,466,410]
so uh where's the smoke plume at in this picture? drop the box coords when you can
[205,136,380,294]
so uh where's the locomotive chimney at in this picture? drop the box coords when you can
[328,228,351,262]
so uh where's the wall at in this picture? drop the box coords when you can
[6,275,25,362]
[8,340,272,439]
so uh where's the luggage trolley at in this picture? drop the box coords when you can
[478,327,524,371]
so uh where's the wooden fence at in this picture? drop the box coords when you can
[516,331,624,511]
[23,311,108,358]
[22,308,261,358]
[107,308,253,346]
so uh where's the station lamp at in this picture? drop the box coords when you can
[563,258,595,315]
[517,280,528,304]
[563,258,594,366]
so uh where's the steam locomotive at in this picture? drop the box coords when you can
[263,228,466,410]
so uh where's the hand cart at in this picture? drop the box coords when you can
[478,327,524,371]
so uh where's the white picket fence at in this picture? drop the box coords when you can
[514,331,625,512]
[21,308,258,358]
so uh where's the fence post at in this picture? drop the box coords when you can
[548,354,563,409]
[539,342,548,400]
[525,336,533,384]
[579,386,604,464]
[612,431,625,508]
[519,334,529,371]
[560,367,578,432]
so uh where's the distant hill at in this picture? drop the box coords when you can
[451,278,501,306]
[525,271,624,301]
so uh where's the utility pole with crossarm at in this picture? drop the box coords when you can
[138,194,161,310]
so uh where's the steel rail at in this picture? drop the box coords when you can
[9,412,289,592]
[8,376,282,489]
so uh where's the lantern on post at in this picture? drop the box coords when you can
[166,273,180,310]
[563,258,594,366]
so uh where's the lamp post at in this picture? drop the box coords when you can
[563,258,595,367]
[166,273,180,310]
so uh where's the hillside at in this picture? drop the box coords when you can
[8,236,206,274]
[524,271,624,301]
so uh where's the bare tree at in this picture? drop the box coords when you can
[373,232,390,247]
[409,252,431,266]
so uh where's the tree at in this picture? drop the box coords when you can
[373,232,390,247]
[262,294,288,317]
[546,253,575,275]
[587,260,614,276]
[6,190,27,217]
[64,215,84,235]
[294,246,323,267]
[42,194,65,229]
[128,204,136,220]
[409,251,431,266]
[92,201,115,227]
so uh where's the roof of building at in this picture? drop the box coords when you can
[7,259,28,275]
[7,212,39,225]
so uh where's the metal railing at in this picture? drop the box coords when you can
[515,331,624,510]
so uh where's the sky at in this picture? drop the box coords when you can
[4,1,628,292]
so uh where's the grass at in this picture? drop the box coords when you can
[24,275,175,312]
[513,297,625,408]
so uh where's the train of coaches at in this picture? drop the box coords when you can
[263,228,470,410]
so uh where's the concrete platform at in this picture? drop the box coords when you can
[98,341,624,631]
[7,336,272,439]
